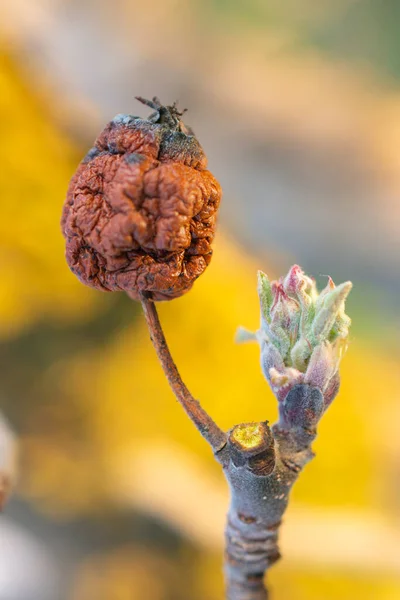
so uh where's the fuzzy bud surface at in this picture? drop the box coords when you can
[238,265,352,407]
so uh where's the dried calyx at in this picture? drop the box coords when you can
[135,96,191,132]
[62,96,221,301]
[238,265,352,407]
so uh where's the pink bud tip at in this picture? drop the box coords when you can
[283,264,304,295]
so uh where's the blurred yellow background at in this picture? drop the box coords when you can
[0,2,399,599]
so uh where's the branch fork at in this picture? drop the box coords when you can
[141,295,327,599]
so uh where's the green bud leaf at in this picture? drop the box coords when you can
[312,281,352,341]
[235,326,257,344]
[257,270,273,323]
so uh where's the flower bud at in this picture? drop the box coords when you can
[239,265,352,411]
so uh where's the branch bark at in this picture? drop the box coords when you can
[140,293,227,454]
[223,385,323,599]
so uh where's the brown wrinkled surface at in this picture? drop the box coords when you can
[62,111,221,300]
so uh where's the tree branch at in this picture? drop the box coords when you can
[140,293,227,455]
[223,386,324,599]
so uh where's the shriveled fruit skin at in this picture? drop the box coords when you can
[61,101,221,301]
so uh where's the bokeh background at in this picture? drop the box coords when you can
[1,1,400,599]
